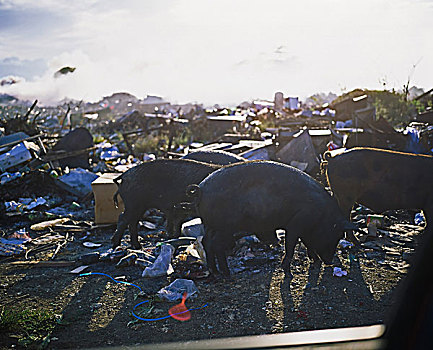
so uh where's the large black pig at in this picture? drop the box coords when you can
[111,159,220,249]
[325,147,433,235]
[187,160,354,276]
[182,149,246,165]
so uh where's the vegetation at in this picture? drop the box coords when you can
[0,306,61,348]
[331,88,426,127]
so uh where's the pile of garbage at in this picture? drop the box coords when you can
[1,90,431,282]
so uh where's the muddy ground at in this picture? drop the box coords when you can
[0,206,424,349]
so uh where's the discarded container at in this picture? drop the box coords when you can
[91,173,124,224]
[157,279,199,301]
[142,244,174,278]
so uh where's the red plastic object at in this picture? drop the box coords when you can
[168,292,191,321]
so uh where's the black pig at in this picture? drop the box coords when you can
[325,147,433,235]
[182,149,246,165]
[188,160,354,276]
[111,159,220,249]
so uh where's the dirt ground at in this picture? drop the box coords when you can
[0,207,424,349]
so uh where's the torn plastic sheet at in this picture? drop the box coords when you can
[157,279,199,302]
[142,244,174,278]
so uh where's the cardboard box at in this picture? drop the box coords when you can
[91,173,124,224]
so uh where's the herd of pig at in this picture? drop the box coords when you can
[110,148,433,278]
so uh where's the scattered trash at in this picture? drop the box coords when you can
[57,168,98,197]
[0,237,27,256]
[185,236,206,262]
[80,272,207,322]
[181,218,205,238]
[157,279,199,301]
[333,267,348,277]
[142,244,175,277]
[30,218,69,231]
[91,172,124,224]
[337,239,354,249]
[0,142,32,172]
[7,228,32,242]
[82,241,103,248]
[116,253,138,268]
[238,235,261,245]
[367,222,378,237]
[26,197,47,210]
[70,265,89,274]
[168,292,191,321]
[366,215,384,228]
[414,212,425,226]
[0,171,21,185]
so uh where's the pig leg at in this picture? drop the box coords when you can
[334,194,355,220]
[165,210,176,238]
[111,212,128,248]
[128,219,142,249]
[345,230,361,246]
[214,238,230,276]
[306,247,321,267]
[202,230,218,273]
[281,232,299,278]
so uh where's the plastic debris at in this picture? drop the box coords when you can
[0,237,27,256]
[142,244,174,277]
[26,197,47,210]
[57,168,98,197]
[168,292,191,321]
[157,279,199,302]
[97,142,121,160]
[333,267,348,277]
[82,241,102,248]
[338,239,354,249]
[0,171,22,185]
[415,212,426,226]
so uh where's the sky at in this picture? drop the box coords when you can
[0,0,432,106]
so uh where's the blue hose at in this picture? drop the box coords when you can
[80,272,208,321]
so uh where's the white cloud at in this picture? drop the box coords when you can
[1,0,432,105]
